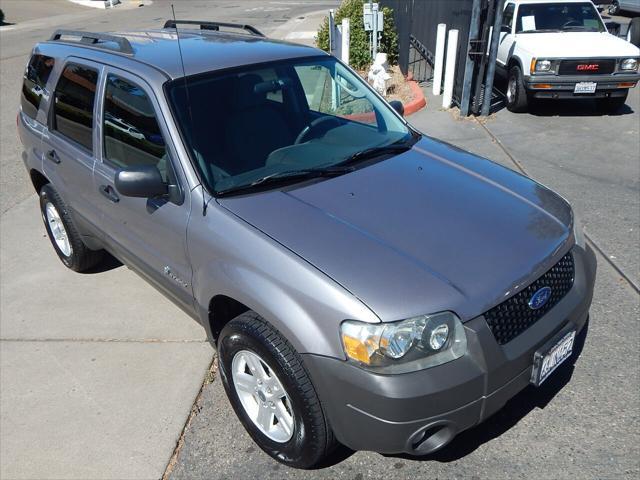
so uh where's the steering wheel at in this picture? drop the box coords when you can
[294,116,342,145]
[562,20,582,28]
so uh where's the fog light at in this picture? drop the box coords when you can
[429,324,449,350]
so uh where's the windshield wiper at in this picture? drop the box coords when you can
[339,141,414,167]
[216,165,355,196]
[561,26,595,31]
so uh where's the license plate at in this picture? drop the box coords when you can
[574,82,597,94]
[531,330,576,386]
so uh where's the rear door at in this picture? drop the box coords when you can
[42,59,103,239]
[92,67,195,313]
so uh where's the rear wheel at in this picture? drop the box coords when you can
[597,91,628,113]
[218,312,337,469]
[506,65,530,113]
[39,184,103,272]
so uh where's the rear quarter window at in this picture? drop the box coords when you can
[21,54,55,120]
[52,63,99,151]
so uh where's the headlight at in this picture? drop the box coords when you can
[572,211,586,248]
[620,58,639,71]
[533,59,552,73]
[340,312,467,374]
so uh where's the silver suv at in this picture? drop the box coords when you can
[18,21,596,469]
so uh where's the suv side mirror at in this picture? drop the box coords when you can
[115,165,168,198]
[389,100,404,116]
[605,21,621,36]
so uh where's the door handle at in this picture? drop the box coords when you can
[45,149,61,164]
[99,185,120,203]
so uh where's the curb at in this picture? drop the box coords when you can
[404,80,427,116]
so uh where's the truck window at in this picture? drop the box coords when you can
[503,4,515,31]
[53,63,99,151]
[21,54,55,120]
[103,74,168,180]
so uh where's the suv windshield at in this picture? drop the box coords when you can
[516,2,605,33]
[166,56,414,196]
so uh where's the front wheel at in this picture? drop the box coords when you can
[506,65,530,113]
[217,312,337,469]
[597,92,628,113]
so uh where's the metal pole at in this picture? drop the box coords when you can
[433,23,447,95]
[472,0,495,114]
[329,9,334,54]
[482,0,505,116]
[372,2,378,58]
[442,29,459,109]
[459,0,483,116]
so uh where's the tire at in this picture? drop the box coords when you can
[609,1,620,15]
[39,184,103,272]
[597,91,628,113]
[218,312,337,469]
[506,65,530,113]
[627,17,640,47]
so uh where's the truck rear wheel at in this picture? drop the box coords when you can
[506,65,530,113]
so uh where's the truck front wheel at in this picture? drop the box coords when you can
[506,65,530,113]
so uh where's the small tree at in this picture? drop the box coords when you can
[316,0,399,70]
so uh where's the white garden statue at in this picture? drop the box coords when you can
[367,53,391,96]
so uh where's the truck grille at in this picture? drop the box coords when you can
[484,252,575,345]
[558,59,616,75]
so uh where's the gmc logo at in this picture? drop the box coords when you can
[577,64,600,71]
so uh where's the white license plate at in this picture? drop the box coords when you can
[574,82,597,94]
[531,330,576,386]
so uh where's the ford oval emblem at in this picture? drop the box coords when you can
[528,286,552,310]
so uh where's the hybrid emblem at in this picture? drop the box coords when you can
[528,286,552,310]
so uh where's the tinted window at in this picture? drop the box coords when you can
[53,64,98,150]
[21,54,55,119]
[503,4,515,30]
[103,75,168,180]
[516,2,604,33]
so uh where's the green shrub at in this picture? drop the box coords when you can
[316,0,399,70]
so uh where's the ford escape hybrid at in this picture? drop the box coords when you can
[18,22,596,469]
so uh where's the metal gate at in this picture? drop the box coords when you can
[381,0,505,116]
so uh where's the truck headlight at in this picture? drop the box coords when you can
[572,211,586,248]
[340,312,467,373]
[532,58,552,73]
[620,58,639,71]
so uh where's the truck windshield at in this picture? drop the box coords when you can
[165,56,414,196]
[516,2,605,33]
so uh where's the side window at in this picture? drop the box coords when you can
[294,64,378,126]
[503,4,515,31]
[53,63,98,151]
[21,54,55,120]
[103,74,168,180]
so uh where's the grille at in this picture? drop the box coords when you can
[484,252,575,345]
[558,59,616,75]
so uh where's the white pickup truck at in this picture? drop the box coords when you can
[497,0,640,112]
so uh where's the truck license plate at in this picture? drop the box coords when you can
[531,330,576,386]
[574,82,597,94]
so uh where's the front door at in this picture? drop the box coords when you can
[92,67,194,313]
[497,3,517,71]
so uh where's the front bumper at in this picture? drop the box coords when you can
[524,73,640,99]
[303,245,597,455]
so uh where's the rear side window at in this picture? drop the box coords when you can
[21,54,55,119]
[103,74,168,180]
[53,63,99,151]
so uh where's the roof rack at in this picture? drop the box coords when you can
[163,20,265,37]
[49,30,134,55]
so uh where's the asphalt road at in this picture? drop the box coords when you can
[1,1,638,479]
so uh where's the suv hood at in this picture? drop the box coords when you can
[218,137,573,322]
[515,32,640,58]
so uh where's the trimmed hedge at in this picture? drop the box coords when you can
[316,0,398,70]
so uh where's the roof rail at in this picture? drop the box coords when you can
[49,30,134,55]
[163,20,265,37]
